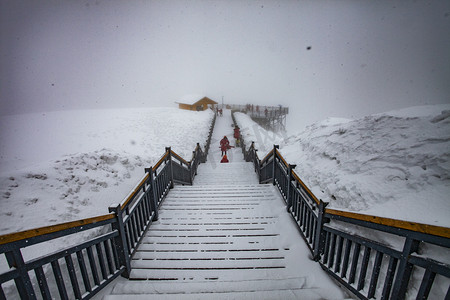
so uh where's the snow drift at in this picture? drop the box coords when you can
[0,108,214,234]
[235,104,450,227]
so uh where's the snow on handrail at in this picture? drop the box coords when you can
[120,172,150,210]
[275,148,289,168]
[153,151,170,171]
[171,150,190,166]
[291,170,320,205]
[260,148,274,165]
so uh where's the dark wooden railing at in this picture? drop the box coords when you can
[232,111,450,300]
[0,114,216,299]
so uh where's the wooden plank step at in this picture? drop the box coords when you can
[132,251,285,260]
[104,289,333,300]
[149,223,271,230]
[128,267,292,281]
[131,258,285,269]
[164,195,275,200]
[110,277,308,294]
[136,243,282,252]
[173,185,272,191]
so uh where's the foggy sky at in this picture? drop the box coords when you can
[1,0,449,131]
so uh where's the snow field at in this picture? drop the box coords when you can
[235,105,450,227]
[0,108,214,297]
[0,107,214,234]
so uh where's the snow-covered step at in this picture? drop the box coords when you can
[111,277,308,294]
[105,277,338,300]
[104,289,335,300]
[193,162,259,185]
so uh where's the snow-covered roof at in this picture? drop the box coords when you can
[177,94,206,105]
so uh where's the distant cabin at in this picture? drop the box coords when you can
[176,96,218,111]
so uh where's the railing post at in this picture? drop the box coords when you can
[391,237,420,300]
[189,151,195,185]
[108,204,131,278]
[313,200,329,261]
[286,164,296,211]
[272,145,279,186]
[146,167,159,222]
[5,249,36,299]
[165,147,174,189]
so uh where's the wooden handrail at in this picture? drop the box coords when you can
[153,151,170,171]
[275,149,289,168]
[291,170,320,205]
[260,149,274,164]
[325,208,450,239]
[0,214,115,246]
[171,150,190,166]
[120,173,150,210]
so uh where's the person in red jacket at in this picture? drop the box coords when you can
[220,136,230,156]
[233,126,240,147]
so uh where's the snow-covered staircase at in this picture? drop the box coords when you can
[102,110,347,299]
[104,162,345,299]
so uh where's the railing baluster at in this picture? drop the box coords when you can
[76,250,92,293]
[391,238,420,300]
[381,256,398,300]
[349,243,361,284]
[104,240,115,275]
[323,231,330,265]
[341,239,352,278]
[51,260,69,300]
[124,222,132,254]
[306,210,312,240]
[95,243,108,280]
[357,246,372,291]
[328,233,336,268]
[86,246,100,286]
[138,203,145,233]
[368,251,383,298]
[111,239,120,270]
[334,236,344,273]
[65,254,82,299]
[416,268,436,300]
[130,214,138,248]
[34,266,51,299]
[308,211,315,244]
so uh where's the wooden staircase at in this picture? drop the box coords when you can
[103,159,347,299]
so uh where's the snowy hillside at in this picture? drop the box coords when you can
[235,104,450,227]
[0,108,213,234]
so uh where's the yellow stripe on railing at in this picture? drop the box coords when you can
[152,151,170,171]
[291,170,321,205]
[275,149,289,168]
[171,150,190,166]
[0,214,115,246]
[260,149,274,164]
[325,209,450,239]
[120,173,150,210]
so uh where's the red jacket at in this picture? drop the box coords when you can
[234,128,240,139]
[220,138,230,151]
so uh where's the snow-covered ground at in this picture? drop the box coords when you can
[1,105,449,299]
[0,107,214,234]
[235,104,450,227]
